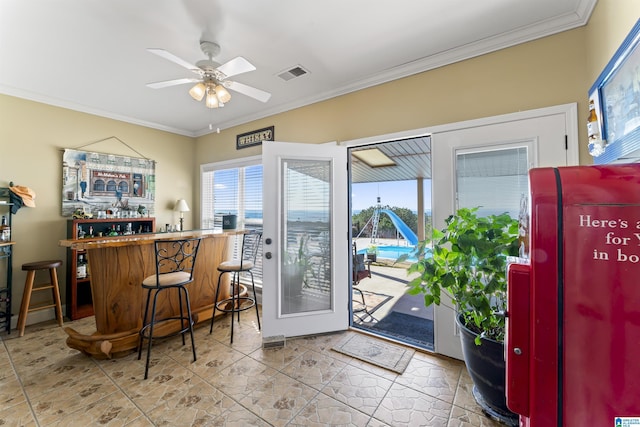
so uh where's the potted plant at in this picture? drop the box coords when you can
[406,207,519,426]
[282,234,310,296]
[366,245,378,262]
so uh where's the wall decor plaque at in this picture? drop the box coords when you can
[236,126,274,149]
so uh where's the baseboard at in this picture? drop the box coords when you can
[8,304,66,331]
[7,288,261,332]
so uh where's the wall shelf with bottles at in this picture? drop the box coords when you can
[66,217,155,320]
[0,187,14,333]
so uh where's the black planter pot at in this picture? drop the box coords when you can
[457,314,518,426]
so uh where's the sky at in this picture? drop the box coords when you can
[351,180,432,212]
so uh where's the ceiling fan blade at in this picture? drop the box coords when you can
[217,57,256,78]
[146,78,200,89]
[227,81,271,103]
[147,48,201,74]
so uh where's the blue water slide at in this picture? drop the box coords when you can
[379,209,419,245]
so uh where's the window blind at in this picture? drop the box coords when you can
[456,146,529,218]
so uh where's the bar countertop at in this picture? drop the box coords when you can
[58,228,244,358]
[59,228,243,250]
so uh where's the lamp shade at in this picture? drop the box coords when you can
[174,199,190,213]
[215,85,231,103]
[205,91,219,108]
[188,83,206,101]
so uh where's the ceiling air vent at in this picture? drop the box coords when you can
[277,65,309,81]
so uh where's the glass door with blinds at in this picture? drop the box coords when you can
[430,106,573,359]
[262,141,348,339]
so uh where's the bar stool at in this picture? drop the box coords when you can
[210,230,262,344]
[17,260,64,337]
[137,237,201,379]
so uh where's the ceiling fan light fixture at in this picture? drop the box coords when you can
[205,87,219,108]
[188,82,206,101]
[215,85,231,103]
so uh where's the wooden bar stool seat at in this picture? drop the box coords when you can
[17,259,64,337]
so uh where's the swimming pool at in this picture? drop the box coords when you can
[358,245,425,263]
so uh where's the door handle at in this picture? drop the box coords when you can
[265,252,272,259]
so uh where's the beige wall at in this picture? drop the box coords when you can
[194,28,589,223]
[0,96,194,313]
[1,0,638,323]
[194,0,639,222]
[586,0,640,83]
[196,28,589,159]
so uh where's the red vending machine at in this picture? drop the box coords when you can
[507,164,640,427]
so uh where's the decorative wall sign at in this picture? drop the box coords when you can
[236,126,274,149]
[62,149,156,217]
[590,19,640,164]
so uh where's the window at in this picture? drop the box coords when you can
[455,143,530,218]
[201,156,263,283]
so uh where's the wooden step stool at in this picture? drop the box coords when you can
[17,260,64,337]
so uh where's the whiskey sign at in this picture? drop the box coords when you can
[236,126,274,149]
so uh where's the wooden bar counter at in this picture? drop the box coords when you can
[59,229,241,359]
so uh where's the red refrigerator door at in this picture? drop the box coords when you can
[523,166,562,427]
[522,165,640,426]
[559,165,640,426]
[506,262,531,417]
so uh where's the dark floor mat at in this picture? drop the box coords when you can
[367,311,434,351]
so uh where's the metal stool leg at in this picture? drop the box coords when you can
[249,271,261,330]
[138,288,153,361]
[230,273,236,344]
[144,289,161,380]
[210,272,225,334]
[182,286,197,363]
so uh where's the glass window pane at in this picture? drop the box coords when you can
[201,162,263,283]
[280,159,332,316]
[456,146,528,218]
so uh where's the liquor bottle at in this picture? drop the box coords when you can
[587,100,600,141]
[0,216,10,242]
[77,225,85,239]
[76,254,87,279]
[588,99,606,157]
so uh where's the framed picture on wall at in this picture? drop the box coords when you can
[61,149,156,217]
[590,19,640,164]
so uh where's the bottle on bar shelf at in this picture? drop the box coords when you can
[0,216,9,242]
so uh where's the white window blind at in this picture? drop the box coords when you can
[201,156,263,229]
[201,157,263,282]
[456,145,529,218]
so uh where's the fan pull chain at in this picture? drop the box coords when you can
[208,110,220,133]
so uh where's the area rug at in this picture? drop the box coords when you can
[331,333,415,374]
[371,311,434,351]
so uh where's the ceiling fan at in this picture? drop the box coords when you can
[146,40,271,108]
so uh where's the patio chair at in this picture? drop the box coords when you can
[352,242,376,322]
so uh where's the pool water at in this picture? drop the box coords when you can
[358,245,423,262]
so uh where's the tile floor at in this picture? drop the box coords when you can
[0,310,504,426]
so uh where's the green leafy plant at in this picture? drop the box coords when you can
[284,234,311,287]
[406,207,519,344]
[286,234,309,265]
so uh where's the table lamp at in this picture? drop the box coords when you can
[174,199,190,231]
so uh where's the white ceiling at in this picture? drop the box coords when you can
[0,0,596,137]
